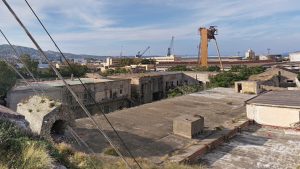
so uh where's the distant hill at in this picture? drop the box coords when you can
[0,44,107,61]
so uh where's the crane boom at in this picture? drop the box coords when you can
[135,46,150,58]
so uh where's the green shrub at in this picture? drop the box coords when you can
[0,119,25,144]
[167,65,192,71]
[167,85,203,98]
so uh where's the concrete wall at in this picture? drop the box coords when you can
[247,104,300,128]
[129,72,199,105]
[183,72,218,84]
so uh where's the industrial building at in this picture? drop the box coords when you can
[110,72,199,105]
[289,52,300,62]
[246,90,300,128]
[7,78,131,116]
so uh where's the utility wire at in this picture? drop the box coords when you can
[1,1,132,168]
[23,0,142,168]
[0,28,46,94]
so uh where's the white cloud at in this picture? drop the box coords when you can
[1,0,300,55]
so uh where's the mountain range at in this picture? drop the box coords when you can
[0,44,107,60]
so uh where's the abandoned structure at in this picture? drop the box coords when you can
[246,90,300,128]
[0,105,28,129]
[235,81,262,94]
[173,114,204,139]
[111,72,199,105]
[16,95,75,139]
[7,78,131,116]
[249,66,299,88]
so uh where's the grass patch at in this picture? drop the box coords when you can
[103,147,119,156]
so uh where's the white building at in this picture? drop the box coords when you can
[147,55,179,63]
[289,52,300,62]
[246,91,300,128]
[245,49,256,60]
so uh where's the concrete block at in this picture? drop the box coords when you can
[173,114,204,139]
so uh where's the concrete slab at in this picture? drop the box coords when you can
[74,88,255,162]
[199,125,300,169]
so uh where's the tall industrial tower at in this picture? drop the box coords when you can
[198,26,223,70]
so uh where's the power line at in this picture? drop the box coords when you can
[1,1,132,168]
[0,28,45,94]
[23,0,142,168]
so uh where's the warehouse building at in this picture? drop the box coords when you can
[246,90,300,128]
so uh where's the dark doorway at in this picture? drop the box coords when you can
[237,83,242,93]
[153,92,162,101]
[51,120,67,136]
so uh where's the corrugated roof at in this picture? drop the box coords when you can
[247,90,300,108]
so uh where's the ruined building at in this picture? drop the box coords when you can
[7,78,131,116]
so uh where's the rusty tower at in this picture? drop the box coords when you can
[198,26,224,71]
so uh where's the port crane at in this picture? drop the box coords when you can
[135,46,150,58]
[198,26,224,71]
[167,36,174,56]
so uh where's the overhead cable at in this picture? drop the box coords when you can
[23,0,142,168]
[1,1,132,168]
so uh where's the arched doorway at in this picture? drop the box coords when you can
[50,120,67,136]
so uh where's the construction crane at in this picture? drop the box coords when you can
[198,26,224,71]
[167,36,174,56]
[135,46,150,58]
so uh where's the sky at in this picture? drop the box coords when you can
[0,0,300,56]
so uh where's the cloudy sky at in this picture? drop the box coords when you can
[1,0,300,56]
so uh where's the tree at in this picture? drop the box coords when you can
[0,61,17,97]
[167,65,191,71]
[19,54,38,77]
[141,59,155,65]
[207,65,221,72]
[209,66,266,87]
[59,63,88,77]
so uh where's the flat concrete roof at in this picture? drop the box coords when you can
[110,71,182,79]
[247,90,300,108]
[200,124,300,169]
[12,78,121,91]
[74,88,255,163]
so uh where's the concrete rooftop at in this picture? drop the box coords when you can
[200,124,300,169]
[247,90,300,108]
[12,78,115,91]
[74,88,255,162]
